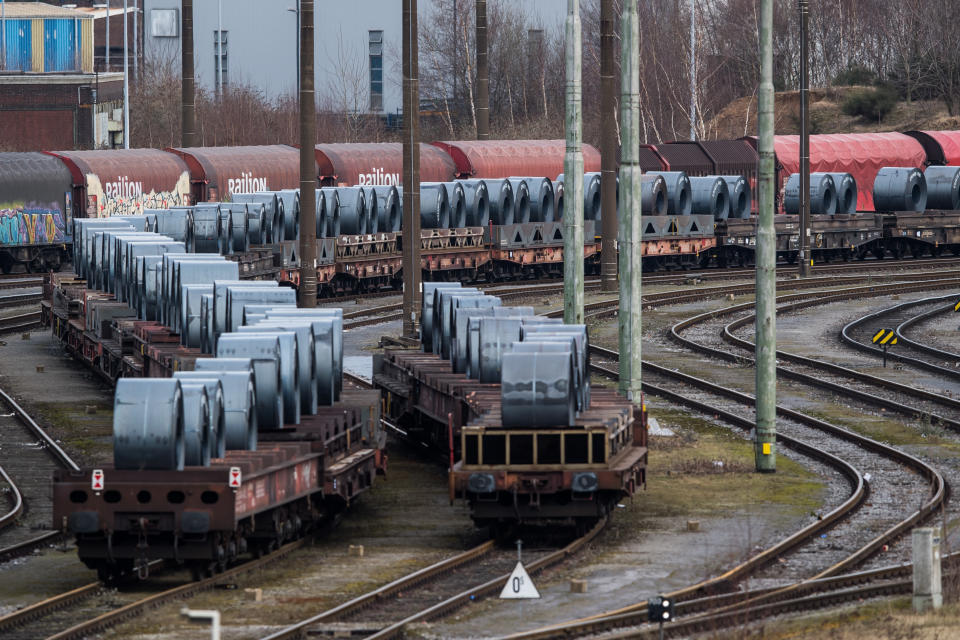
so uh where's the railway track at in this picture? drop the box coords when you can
[842,294,960,380]
[0,384,78,558]
[0,291,42,310]
[261,519,605,640]
[501,336,944,639]
[0,311,43,334]
[0,537,308,640]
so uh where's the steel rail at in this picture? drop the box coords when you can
[0,464,24,533]
[40,538,308,640]
[0,292,42,309]
[0,385,79,472]
[720,293,960,429]
[259,540,497,640]
[896,299,960,360]
[508,343,944,640]
[841,294,960,379]
[0,311,43,334]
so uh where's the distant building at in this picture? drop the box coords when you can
[0,2,124,150]
[141,0,564,116]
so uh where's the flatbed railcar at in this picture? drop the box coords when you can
[374,348,647,535]
[46,273,386,581]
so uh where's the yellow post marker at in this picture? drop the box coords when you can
[954,300,960,313]
[762,442,772,455]
[872,328,896,367]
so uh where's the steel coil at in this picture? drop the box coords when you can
[178,381,214,466]
[485,179,515,225]
[175,371,256,451]
[554,178,565,221]
[337,187,368,235]
[319,187,340,237]
[233,330,301,425]
[113,379,185,471]
[721,175,751,219]
[246,320,317,415]
[924,166,960,210]
[689,176,731,220]
[518,177,555,222]
[434,288,482,360]
[640,174,669,216]
[201,294,214,353]
[245,201,267,245]
[204,345,285,430]
[228,204,251,254]
[277,190,301,243]
[361,186,379,234]
[315,189,327,239]
[420,183,451,229]
[225,284,294,334]
[477,316,525,383]
[212,280,276,343]
[464,307,537,379]
[372,185,401,232]
[784,173,837,215]
[233,192,281,243]
[154,208,192,244]
[180,284,214,348]
[501,350,576,428]
[190,206,221,253]
[451,297,503,373]
[263,309,344,400]
[457,180,490,227]
[521,327,590,412]
[437,290,488,361]
[825,173,857,214]
[173,260,239,333]
[507,179,532,223]
[648,171,692,216]
[422,283,462,352]
[583,172,602,220]
[873,167,927,212]
[441,182,467,228]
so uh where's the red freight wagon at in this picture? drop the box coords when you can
[314,143,456,187]
[46,148,192,219]
[167,145,302,203]
[433,139,601,180]
[904,130,960,166]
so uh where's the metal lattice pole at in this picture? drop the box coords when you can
[298,0,317,308]
[475,0,489,140]
[181,0,197,147]
[599,0,617,292]
[618,0,641,400]
[755,0,777,472]
[402,0,422,338]
[563,0,584,325]
[798,0,812,277]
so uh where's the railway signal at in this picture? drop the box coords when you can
[648,594,675,639]
[872,328,898,367]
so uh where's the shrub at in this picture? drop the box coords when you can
[842,86,898,121]
[832,64,877,87]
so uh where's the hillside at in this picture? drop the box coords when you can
[706,86,960,140]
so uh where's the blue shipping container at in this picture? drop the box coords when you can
[44,18,78,72]
[3,19,31,71]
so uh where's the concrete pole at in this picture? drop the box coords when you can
[298,0,317,308]
[618,0,641,400]
[912,528,943,612]
[402,0,422,338]
[105,2,110,71]
[599,0,617,292]
[132,0,137,83]
[755,0,776,472]
[563,0,584,325]
[122,0,129,149]
[798,0,812,277]
[181,0,197,147]
[689,0,696,140]
[475,0,489,140]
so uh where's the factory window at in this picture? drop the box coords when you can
[369,30,383,112]
[214,30,228,88]
[151,9,179,37]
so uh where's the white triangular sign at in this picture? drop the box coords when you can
[499,562,540,599]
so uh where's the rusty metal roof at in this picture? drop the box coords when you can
[168,145,301,201]
[314,143,455,187]
[432,140,601,179]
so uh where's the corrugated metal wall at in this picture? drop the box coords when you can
[3,19,32,71]
[31,18,43,72]
[81,18,93,72]
[44,18,77,71]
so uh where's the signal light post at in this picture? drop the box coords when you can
[648,594,675,639]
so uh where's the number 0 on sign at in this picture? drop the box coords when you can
[500,562,540,599]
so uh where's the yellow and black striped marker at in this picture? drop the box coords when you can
[872,329,898,346]
[954,300,960,312]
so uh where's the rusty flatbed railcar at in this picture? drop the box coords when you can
[374,348,647,533]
